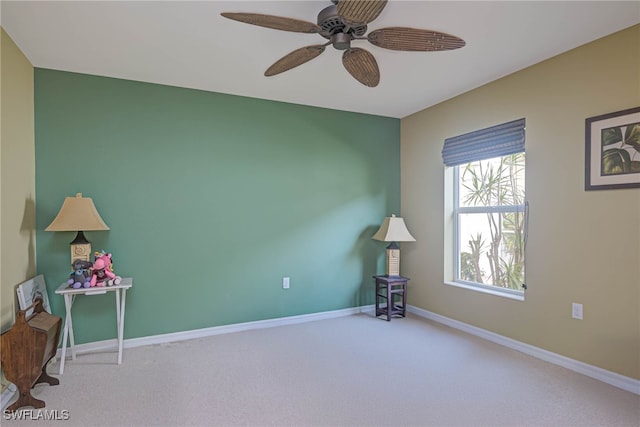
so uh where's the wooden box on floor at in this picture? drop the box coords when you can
[1,298,61,412]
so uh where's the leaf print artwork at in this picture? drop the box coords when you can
[601,122,640,175]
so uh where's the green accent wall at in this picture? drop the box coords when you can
[35,69,400,344]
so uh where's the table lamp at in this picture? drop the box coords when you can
[45,193,110,263]
[372,214,415,277]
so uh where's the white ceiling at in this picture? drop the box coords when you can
[2,1,639,118]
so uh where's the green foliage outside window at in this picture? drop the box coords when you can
[458,153,525,290]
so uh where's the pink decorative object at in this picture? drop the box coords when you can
[90,252,122,287]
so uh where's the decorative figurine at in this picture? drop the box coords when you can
[68,259,92,289]
[90,252,122,287]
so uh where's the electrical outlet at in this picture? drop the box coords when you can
[572,303,583,320]
[282,277,290,289]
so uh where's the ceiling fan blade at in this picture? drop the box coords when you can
[221,12,320,34]
[342,48,380,88]
[368,27,466,51]
[265,45,327,77]
[337,0,388,25]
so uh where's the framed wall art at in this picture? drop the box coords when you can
[585,106,640,190]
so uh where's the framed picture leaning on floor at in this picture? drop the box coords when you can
[16,274,52,317]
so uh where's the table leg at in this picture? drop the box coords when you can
[386,284,391,321]
[402,282,407,317]
[59,318,68,374]
[115,289,121,364]
[59,294,74,374]
[68,295,77,359]
[117,289,127,364]
[375,280,380,317]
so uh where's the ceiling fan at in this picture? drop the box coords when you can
[221,0,465,88]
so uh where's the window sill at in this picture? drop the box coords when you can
[444,281,525,301]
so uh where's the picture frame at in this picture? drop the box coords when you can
[16,274,52,318]
[585,106,640,190]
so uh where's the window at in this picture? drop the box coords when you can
[442,118,526,297]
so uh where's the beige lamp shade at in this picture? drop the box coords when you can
[372,214,415,277]
[371,214,415,243]
[46,193,109,263]
[45,193,110,232]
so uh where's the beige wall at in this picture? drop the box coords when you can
[401,25,640,379]
[1,28,36,332]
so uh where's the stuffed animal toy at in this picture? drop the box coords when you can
[90,252,122,287]
[68,259,92,288]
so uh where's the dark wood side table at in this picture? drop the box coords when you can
[374,275,409,321]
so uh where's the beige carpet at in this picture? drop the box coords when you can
[3,313,639,426]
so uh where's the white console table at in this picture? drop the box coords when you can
[55,278,132,374]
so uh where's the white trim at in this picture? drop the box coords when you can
[445,281,525,301]
[6,306,375,410]
[56,305,374,358]
[4,302,635,411]
[407,305,640,395]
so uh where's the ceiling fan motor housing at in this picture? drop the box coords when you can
[317,4,367,50]
[331,33,352,50]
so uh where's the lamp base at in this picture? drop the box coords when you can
[70,231,91,263]
[385,244,401,277]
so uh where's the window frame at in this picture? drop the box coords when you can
[449,156,526,299]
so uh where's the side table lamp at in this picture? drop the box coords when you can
[45,193,110,264]
[372,214,415,277]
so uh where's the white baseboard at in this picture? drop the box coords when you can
[407,305,640,395]
[2,306,372,411]
[4,302,636,411]
[55,305,374,358]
